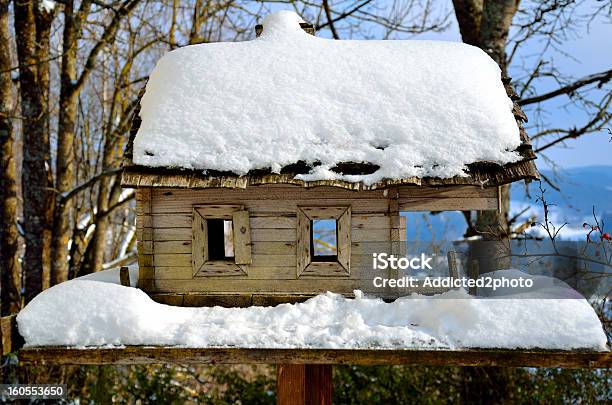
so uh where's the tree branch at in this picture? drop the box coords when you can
[519,69,612,106]
[72,0,140,95]
[315,0,373,31]
[534,93,612,153]
[60,167,123,203]
[322,0,339,39]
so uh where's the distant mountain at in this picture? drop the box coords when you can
[404,165,612,241]
[512,165,612,224]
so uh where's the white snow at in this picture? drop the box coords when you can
[17,268,608,350]
[39,0,56,13]
[133,11,521,184]
[77,265,139,288]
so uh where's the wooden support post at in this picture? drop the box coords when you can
[468,259,479,296]
[447,250,459,279]
[388,186,404,299]
[305,364,332,405]
[120,266,131,287]
[277,364,332,405]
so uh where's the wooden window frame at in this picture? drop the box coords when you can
[297,206,351,277]
[192,204,251,277]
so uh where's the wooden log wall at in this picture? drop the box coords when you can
[137,184,498,301]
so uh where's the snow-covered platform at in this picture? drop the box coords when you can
[6,268,609,368]
[18,346,611,368]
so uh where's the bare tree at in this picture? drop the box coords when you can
[13,0,56,303]
[52,0,139,283]
[0,0,19,315]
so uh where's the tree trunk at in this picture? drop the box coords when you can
[454,0,521,238]
[452,1,521,403]
[14,0,55,303]
[36,2,56,292]
[0,0,20,315]
[52,0,86,285]
[84,146,115,275]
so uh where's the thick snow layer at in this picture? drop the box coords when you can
[133,11,521,184]
[77,265,139,288]
[17,270,607,350]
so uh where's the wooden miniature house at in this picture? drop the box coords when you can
[121,14,538,306]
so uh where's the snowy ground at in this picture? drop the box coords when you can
[17,267,608,351]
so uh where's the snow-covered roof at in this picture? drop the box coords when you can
[129,11,536,186]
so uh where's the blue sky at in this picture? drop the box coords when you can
[415,4,612,170]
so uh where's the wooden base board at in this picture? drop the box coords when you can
[18,347,611,369]
[149,293,437,307]
[150,293,321,307]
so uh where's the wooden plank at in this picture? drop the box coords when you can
[153,214,191,228]
[1,314,23,355]
[155,253,293,267]
[153,266,296,280]
[152,184,496,201]
[153,278,364,294]
[296,208,310,276]
[252,229,296,242]
[353,215,390,229]
[150,214,391,231]
[337,206,351,272]
[136,188,153,290]
[299,206,348,219]
[150,277,448,295]
[155,241,294,256]
[151,293,335,308]
[232,210,252,265]
[388,187,402,291]
[152,227,296,242]
[138,254,154,268]
[137,240,154,254]
[152,213,298,230]
[153,227,192,241]
[152,223,391,242]
[352,228,390,242]
[252,242,296,255]
[252,255,297,267]
[277,364,305,405]
[154,240,192,254]
[398,197,498,211]
[149,251,383,269]
[152,253,386,273]
[196,261,246,277]
[154,262,392,281]
[251,217,296,229]
[182,294,252,307]
[154,227,391,243]
[150,293,185,306]
[300,262,350,277]
[194,204,243,220]
[152,198,387,215]
[398,185,497,199]
[153,186,387,201]
[139,278,155,290]
[18,347,612,368]
[192,208,207,276]
[139,266,155,280]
